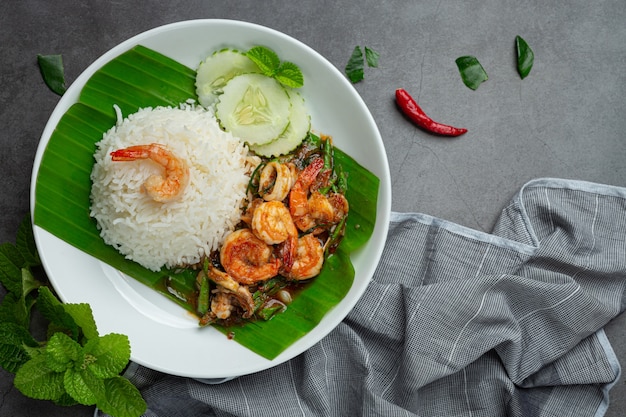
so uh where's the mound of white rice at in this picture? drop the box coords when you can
[90,104,258,272]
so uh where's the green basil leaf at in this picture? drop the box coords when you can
[455,55,488,90]
[37,54,67,96]
[345,46,364,83]
[365,46,380,68]
[516,35,534,79]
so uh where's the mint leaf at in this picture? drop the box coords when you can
[246,46,281,76]
[98,376,147,417]
[0,322,38,373]
[0,243,24,294]
[345,46,364,83]
[16,214,40,267]
[275,61,304,88]
[37,54,67,96]
[45,332,82,372]
[64,366,105,405]
[0,291,29,327]
[37,286,79,340]
[22,268,42,300]
[63,303,99,340]
[14,353,66,400]
[84,333,130,378]
[54,392,79,407]
[365,46,380,68]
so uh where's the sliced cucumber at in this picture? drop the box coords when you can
[250,91,311,157]
[216,73,291,146]
[195,49,261,108]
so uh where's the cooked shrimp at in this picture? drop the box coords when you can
[327,193,349,222]
[110,143,189,203]
[259,161,296,202]
[251,201,298,245]
[284,233,324,280]
[289,157,324,219]
[289,160,348,233]
[250,200,298,272]
[220,228,280,285]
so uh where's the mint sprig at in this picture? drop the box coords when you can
[246,46,304,88]
[0,214,146,417]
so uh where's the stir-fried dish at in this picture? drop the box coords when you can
[196,133,349,326]
[94,45,351,327]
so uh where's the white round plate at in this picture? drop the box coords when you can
[30,19,391,379]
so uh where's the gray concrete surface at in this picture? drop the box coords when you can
[1,0,625,416]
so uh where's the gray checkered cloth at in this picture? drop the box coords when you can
[102,178,626,416]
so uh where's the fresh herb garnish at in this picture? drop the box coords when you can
[0,214,146,417]
[345,46,380,83]
[515,35,534,79]
[455,55,489,90]
[246,46,304,88]
[364,46,380,68]
[345,46,364,83]
[37,54,67,96]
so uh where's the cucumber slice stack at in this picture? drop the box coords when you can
[195,48,311,157]
[196,49,261,107]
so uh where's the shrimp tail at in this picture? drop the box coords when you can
[110,145,151,161]
[280,235,297,273]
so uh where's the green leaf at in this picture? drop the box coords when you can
[275,61,304,88]
[16,214,40,267]
[64,366,105,405]
[45,332,82,372]
[37,287,79,340]
[246,46,281,76]
[345,46,365,83]
[54,392,80,407]
[97,376,147,417]
[32,45,379,359]
[455,55,489,90]
[14,353,66,400]
[84,333,130,379]
[364,46,380,68]
[21,268,43,301]
[516,35,534,79]
[63,303,99,340]
[37,54,67,96]
[0,290,29,328]
[0,322,38,373]
[0,243,24,294]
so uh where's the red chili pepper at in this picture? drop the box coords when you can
[395,88,467,137]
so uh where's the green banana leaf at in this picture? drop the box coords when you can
[33,45,379,359]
